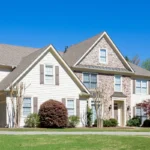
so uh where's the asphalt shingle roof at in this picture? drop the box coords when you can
[63,32,103,66]
[0,44,38,66]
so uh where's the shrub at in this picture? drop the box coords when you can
[109,118,118,127]
[87,106,93,127]
[142,119,150,127]
[94,118,118,127]
[24,113,40,128]
[127,117,141,127]
[39,100,68,128]
[68,115,80,127]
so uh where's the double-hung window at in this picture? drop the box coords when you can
[23,97,31,116]
[83,73,97,89]
[67,99,75,116]
[100,49,107,63]
[114,75,122,92]
[136,80,147,94]
[45,65,53,84]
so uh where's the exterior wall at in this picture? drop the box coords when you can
[0,67,11,82]
[79,37,126,69]
[131,79,150,118]
[6,51,86,127]
[75,71,131,123]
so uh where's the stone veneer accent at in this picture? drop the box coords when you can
[79,37,126,69]
[75,71,131,121]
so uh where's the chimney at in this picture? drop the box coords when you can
[64,46,68,53]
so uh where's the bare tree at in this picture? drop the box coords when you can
[92,87,105,128]
[9,82,28,128]
[131,55,140,65]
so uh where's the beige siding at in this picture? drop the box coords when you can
[6,51,86,127]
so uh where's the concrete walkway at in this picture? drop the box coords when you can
[0,131,150,135]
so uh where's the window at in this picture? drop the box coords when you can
[114,75,122,92]
[67,99,75,116]
[136,80,147,94]
[45,65,53,84]
[83,73,97,89]
[23,97,31,116]
[136,106,147,124]
[91,101,96,123]
[100,49,107,63]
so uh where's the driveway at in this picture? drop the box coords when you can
[0,131,150,135]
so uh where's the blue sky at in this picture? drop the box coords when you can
[0,0,150,62]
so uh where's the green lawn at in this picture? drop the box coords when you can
[0,135,149,150]
[0,127,150,132]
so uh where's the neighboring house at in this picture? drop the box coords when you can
[63,32,150,126]
[0,31,150,128]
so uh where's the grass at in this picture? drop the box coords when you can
[0,135,150,150]
[0,127,150,132]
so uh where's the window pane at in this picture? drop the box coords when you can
[83,73,90,82]
[91,82,97,89]
[100,57,106,62]
[136,87,141,93]
[45,76,53,84]
[136,80,141,87]
[23,98,31,116]
[68,109,74,116]
[67,100,74,108]
[142,87,147,94]
[91,74,97,82]
[115,76,121,84]
[115,84,121,91]
[100,49,106,57]
[45,65,53,75]
[84,82,90,88]
[142,81,147,88]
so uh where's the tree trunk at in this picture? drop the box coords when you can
[97,118,103,128]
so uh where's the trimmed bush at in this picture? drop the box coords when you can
[39,100,68,128]
[24,113,40,128]
[127,117,141,127]
[94,118,118,127]
[109,118,118,127]
[87,107,93,127]
[142,119,150,127]
[68,115,80,127]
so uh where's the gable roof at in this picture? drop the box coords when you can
[0,45,90,94]
[63,32,103,66]
[0,44,38,66]
[129,62,150,77]
[63,32,134,73]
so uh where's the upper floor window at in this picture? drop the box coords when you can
[44,65,54,84]
[23,97,31,116]
[100,49,107,63]
[67,99,75,116]
[83,73,97,89]
[136,80,147,94]
[114,75,122,92]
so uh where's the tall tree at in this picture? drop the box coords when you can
[141,58,150,71]
[125,56,130,62]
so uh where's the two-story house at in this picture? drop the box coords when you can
[0,31,149,127]
[63,31,150,126]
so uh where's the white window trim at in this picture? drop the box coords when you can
[99,48,108,64]
[114,75,122,92]
[22,96,33,118]
[44,64,55,85]
[66,98,76,116]
[135,79,148,95]
[82,72,98,89]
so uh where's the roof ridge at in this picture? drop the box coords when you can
[0,43,39,50]
[65,32,104,52]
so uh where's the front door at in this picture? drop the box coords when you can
[114,103,118,122]
[114,101,124,126]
